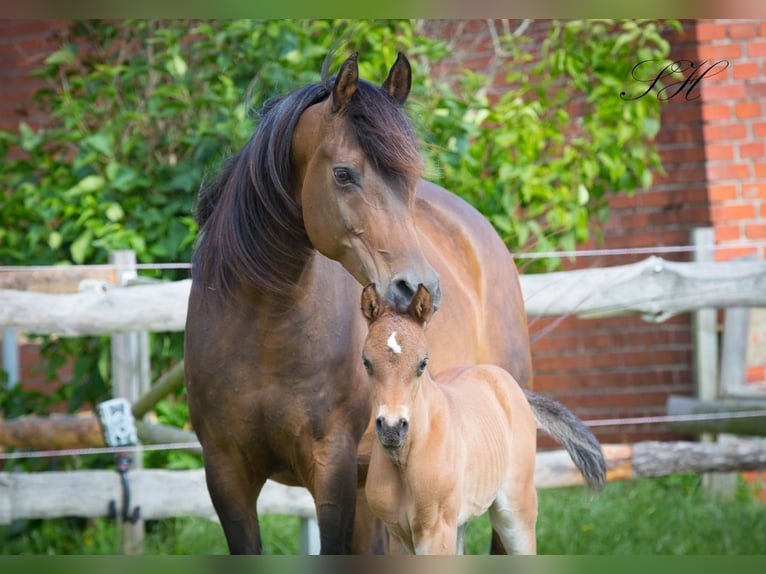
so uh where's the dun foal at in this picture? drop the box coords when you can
[361,283,605,555]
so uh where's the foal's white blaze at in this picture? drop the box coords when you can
[387,331,402,354]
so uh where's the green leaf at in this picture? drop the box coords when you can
[70,229,92,264]
[44,46,77,66]
[83,134,113,157]
[65,175,105,198]
[167,53,188,78]
[105,203,124,222]
[48,231,63,250]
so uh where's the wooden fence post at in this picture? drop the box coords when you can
[109,250,150,554]
[1,329,19,389]
[691,228,718,408]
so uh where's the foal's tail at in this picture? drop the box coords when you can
[525,390,606,490]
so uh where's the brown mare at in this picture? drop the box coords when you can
[185,52,593,554]
[361,283,605,554]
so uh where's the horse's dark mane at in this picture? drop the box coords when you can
[192,75,423,297]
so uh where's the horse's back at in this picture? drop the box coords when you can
[414,180,532,387]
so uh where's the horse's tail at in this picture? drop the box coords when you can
[525,390,606,490]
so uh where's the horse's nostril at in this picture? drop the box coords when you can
[375,416,384,433]
[399,419,409,433]
[395,279,415,299]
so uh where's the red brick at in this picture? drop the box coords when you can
[703,123,747,141]
[735,102,761,119]
[698,43,742,60]
[715,246,758,261]
[696,22,726,40]
[728,21,758,39]
[746,365,766,383]
[745,224,766,239]
[756,163,766,178]
[740,142,765,159]
[708,184,739,201]
[754,123,766,138]
[733,62,759,80]
[660,146,705,165]
[701,83,745,101]
[702,103,730,121]
[749,41,766,57]
[712,203,756,222]
[751,82,766,98]
[744,184,766,199]
[762,204,766,218]
[714,224,741,242]
[705,143,735,161]
[706,163,751,180]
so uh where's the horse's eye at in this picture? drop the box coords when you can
[333,167,354,187]
[362,356,373,375]
[416,357,429,377]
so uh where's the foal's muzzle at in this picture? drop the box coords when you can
[375,416,409,450]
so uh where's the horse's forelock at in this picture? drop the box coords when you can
[192,82,330,296]
[345,80,423,192]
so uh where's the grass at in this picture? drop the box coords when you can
[2,474,765,554]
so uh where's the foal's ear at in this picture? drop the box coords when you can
[382,52,411,105]
[408,284,434,325]
[361,283,383,323]
[332,52,359,113]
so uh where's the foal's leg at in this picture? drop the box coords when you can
[413,523,459,555]
[203,447,267,554]
[489,484,538,555]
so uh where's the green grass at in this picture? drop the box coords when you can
[3,475,765,554]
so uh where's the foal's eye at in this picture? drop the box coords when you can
[362,356,373,375]
[416,357,429,377]
[333,167,354,187]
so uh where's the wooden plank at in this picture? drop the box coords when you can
[666,395,766,436]
[0,415,199,452]
[632,438,766,477]
[2,258,766,336]
[521,256,766,321]
[0,267,115,293]
[4,440,765,525]
[0,472,315,524]
[0,279,191,335]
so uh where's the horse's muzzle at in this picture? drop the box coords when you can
[387,272,441,314]
[375,416,409,450]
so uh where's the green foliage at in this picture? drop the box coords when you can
[418,19,678,271]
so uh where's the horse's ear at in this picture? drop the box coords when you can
[382,52,411,105]
[408,284,434,325]
[361,283,383,323]
[332,53,359,113]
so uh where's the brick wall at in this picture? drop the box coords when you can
[0,20,68,131]
[696,19,766,390]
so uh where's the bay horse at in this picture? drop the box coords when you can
[361,283,605,555]
[185,52,583,554]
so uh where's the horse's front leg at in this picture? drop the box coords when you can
[311,434,360,554]
[203,445,267,554]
